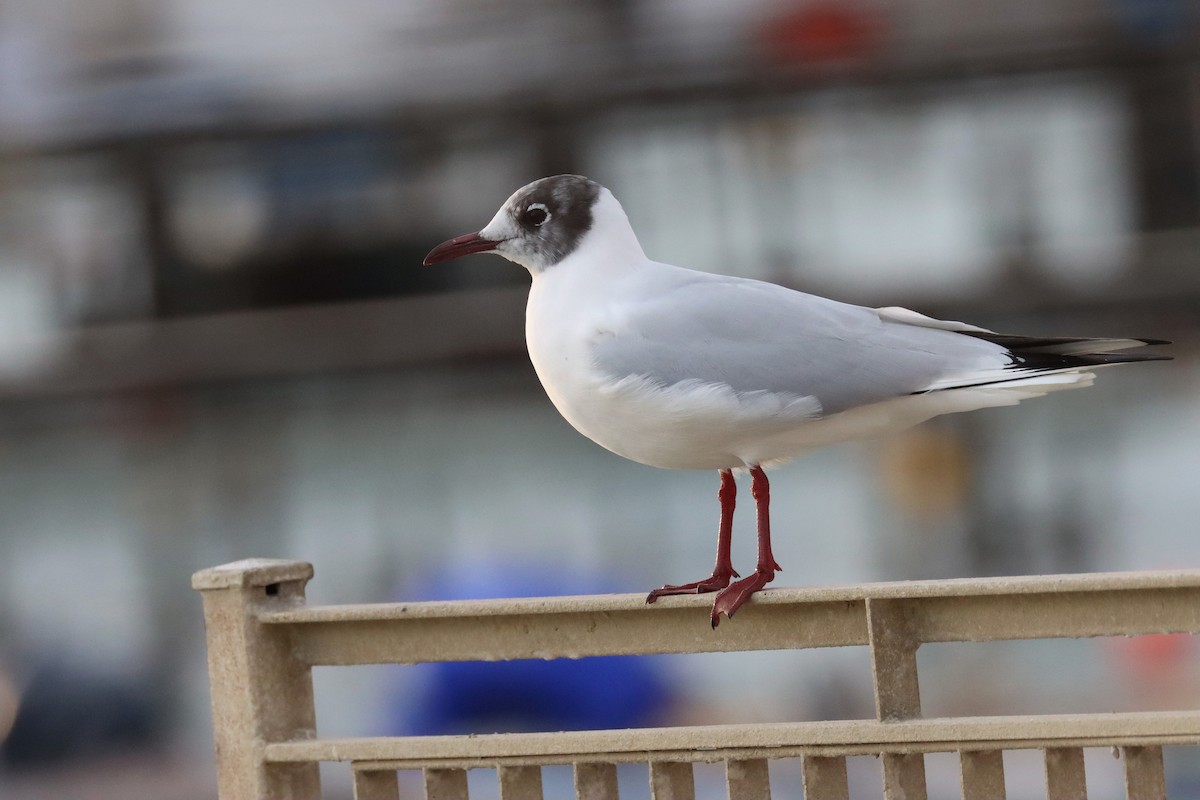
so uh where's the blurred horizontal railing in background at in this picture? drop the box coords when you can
[192,560,1200,799]
[0,287,528,398]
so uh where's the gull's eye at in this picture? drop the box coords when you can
[523,203,550,227]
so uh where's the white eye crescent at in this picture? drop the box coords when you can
[524,203,550,227]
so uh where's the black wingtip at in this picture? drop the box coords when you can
[1015,351,1173,370]
[963,332,1172,351]
[1097,352,1172,364]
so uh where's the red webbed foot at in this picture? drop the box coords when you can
[709,564,779,627]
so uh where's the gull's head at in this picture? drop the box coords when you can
[424,175,634,274]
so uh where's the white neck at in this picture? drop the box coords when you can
[559,188,646,272]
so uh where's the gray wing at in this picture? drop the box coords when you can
[591,271,1008,417]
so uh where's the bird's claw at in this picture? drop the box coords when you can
[645,570,739,604]
[709,569,775,628]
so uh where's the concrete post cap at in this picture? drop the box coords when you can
[192,559,314,591]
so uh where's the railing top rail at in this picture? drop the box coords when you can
[257,569,1200,624]
[210,564,1200,665]
[262,710,1200,766]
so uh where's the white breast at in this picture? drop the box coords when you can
[524,264,612,444]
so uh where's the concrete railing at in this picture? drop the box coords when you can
[192,559,1200,799]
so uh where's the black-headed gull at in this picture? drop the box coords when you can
[424,175,1170,627]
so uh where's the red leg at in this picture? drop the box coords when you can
[710,465,780,626]
[646,469,740,603]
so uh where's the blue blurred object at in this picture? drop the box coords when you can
[387,562,675,735]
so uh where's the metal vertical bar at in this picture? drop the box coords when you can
[191,560,321,800]
[867,599,927,799]
[574,763,618,800]
[726,758,771,800]
[866,598,923,720]
[801,755,849,800]
[882,754,928,800]
[650,761,695,800]
[960,750,1006,800]
[425,768,470,800]
[1123,746,1166,800]
[354,768,401,800]
[499,765,544,800]
[1044,748,1087,800]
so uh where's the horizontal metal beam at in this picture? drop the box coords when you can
[279,601,867,664]
[260,570,1200,665]
[910,587,1200,643]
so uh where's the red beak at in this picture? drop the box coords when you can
[423,232,500,265]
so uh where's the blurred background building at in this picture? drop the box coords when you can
[0,0,1198,797]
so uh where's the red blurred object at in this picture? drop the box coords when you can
[1110,633,1194,679]
[759,2,883,65]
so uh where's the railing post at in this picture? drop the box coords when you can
[650,761,695,800]
[726,758,771,800]
[192,559,320,800]
[574,763,619,800]
[867,598,922,720]
[425,768,470,800]
[499,765,544,800]
[801,755,849,800]
[354,767,401,800]
[1123,746,1166,800]
[867,598,927,800]
[1043,747,1086,799]
[960,750,1006,800]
